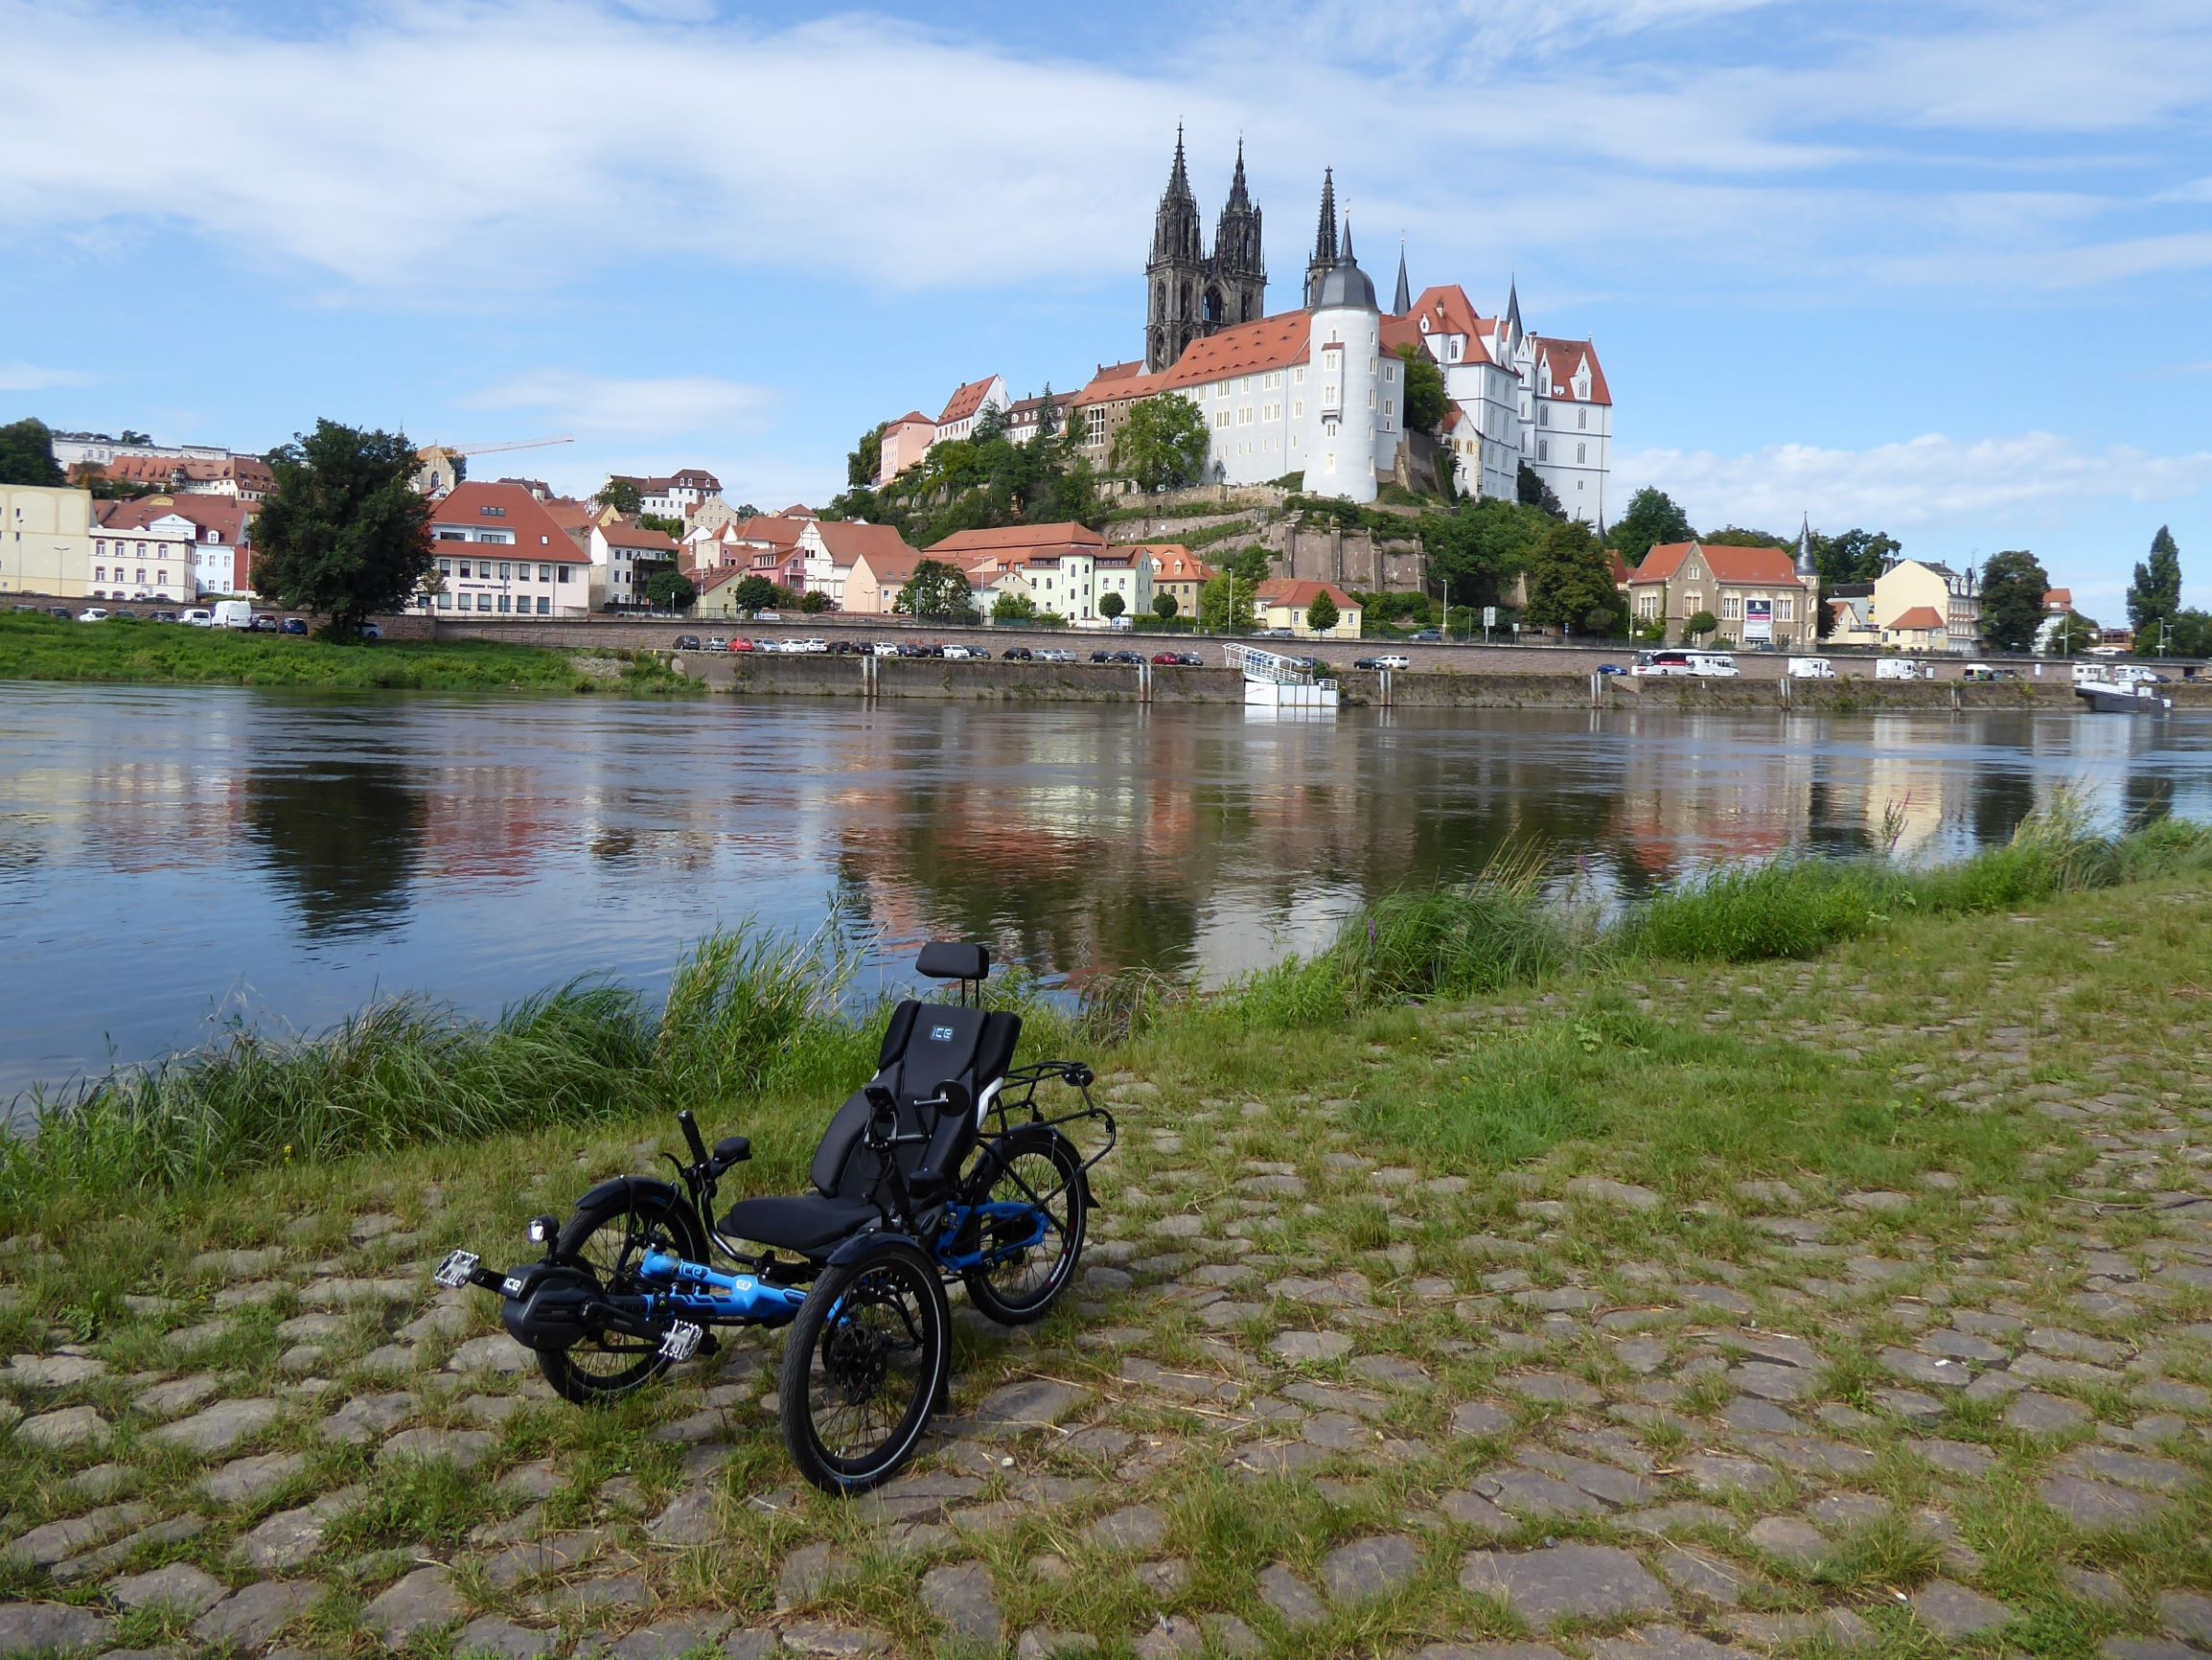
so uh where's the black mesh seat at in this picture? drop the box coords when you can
[719,983,1022,1258]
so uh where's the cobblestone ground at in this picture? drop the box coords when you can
[3,892,2209,1659]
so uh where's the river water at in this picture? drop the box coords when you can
[3,683,2206,1102]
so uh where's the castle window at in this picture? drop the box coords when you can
[1383,363,1395,381]
[1292,401,1303,418]
[1578,408,1588,429]
[1537,441,1548,460]
[1539,406,1550,427]
[1294,367,1304,383]
[1577,443,1586,463]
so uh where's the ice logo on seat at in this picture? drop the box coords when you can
[931,1025,955,1041]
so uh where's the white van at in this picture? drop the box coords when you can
[1786,657,1834,680]
[1876,658,1932,680]
[212,599,255,631]
[180,608,214,627]
[1685,651,1739,678]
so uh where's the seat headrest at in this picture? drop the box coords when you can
[915,940,990,982]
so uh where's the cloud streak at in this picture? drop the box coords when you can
[463,371,775,440]
[0,363,92,393]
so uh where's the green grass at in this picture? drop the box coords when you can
[0,611,697,694]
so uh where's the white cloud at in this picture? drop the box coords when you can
[0,363,92,393]
[1620,431,2212,535]
[463,371,774,439]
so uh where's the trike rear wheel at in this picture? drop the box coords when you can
[539,1183,707,1407]
[960,1125,1088,1326]
[778,1237,949,1493]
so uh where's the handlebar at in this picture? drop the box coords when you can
[677,1109,710,1167]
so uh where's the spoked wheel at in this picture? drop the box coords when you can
[961,1125,1088,1326]
[778,1237,949,1493]
[539,1183,707,1407]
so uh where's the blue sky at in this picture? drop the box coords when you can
[2,0,2207,616]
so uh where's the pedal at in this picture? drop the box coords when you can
[658,1321,704,1362]
[433,1250,480,1290]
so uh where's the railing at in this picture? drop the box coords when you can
[1221,641,1315,684]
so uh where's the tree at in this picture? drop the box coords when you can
[1305,588,1340,634]
[253,420,432,636]
[1110,394,1210,492]
[596,478,642,516]
[992,592,1039,623]
[2166,608,2212,658]
[1392,343,1448,434]
[640,512,684,540]
[0,418,65,486]
[644,569,697,612]
[847,425,885,490]
[895,559,979,621]
[2127,525,2183,644]
[1516,460,1564,519]
[1606,487,1694,566]
[797,588,829,614]
[1420,498,1549,608]
[1153,592,1179,621]
[732,574,780,613]
[1683,610,1718,643]
[118,428,152,446]
[1035,386,1061,443]
[1978,549,2050,652]
[1099,591,1125,620]
[1524,518,1627,636]
[2051,611,2100,656]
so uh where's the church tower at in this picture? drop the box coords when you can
[1213,140,1267,328]
[1145,127,1208,374]
[1304,169,1339,308]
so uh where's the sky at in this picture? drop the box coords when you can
[2,0,2208,618]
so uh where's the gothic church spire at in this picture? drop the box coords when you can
[1304,168,1339,307]
[1393,236,1411,315]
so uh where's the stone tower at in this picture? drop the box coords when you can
[1144,130,1270,373]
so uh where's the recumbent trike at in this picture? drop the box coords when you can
[435,941,1114,1492]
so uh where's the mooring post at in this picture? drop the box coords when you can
[1380,667,1393,708]
[1139,657,1152,704]
[861,651,877,700]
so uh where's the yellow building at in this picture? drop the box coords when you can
[1,484,96,601]
[1871,560,1981,654]
[1256,578,1362,638]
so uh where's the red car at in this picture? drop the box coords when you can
[726,637,756,653]
[1151,652,1181,665]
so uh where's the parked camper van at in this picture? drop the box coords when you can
[1875,658,1933,681]
[212,600,255,631]
[1786,657,1835,680]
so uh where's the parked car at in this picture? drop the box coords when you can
[873,642,901,657]
[897,642,931,658]
[360,623,382,641]
[212,599,254,630]
[1411,628,1443,642]
[704,635,729,651]
[1596,662,1626,676]
[970,648,992,659]
[76,608,110,622]
[279,617,310,635]
[1002,646,1033,661]
[178,608,214,627]
[730,637,759,653]
[250,612,280,632]
[943,645,974,660]
[1373,654,1411,670]
[1036,648,1076,663]
[799,638,830,654]
[1150,652,1182,665]
[148,610,180,623]
[48,606,73,618]
[673,634,703,651]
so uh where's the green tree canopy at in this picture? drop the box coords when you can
[1607,487,1694,566]
[644,569,697,612]
[1978,549,2050,653]
[1814,527,1901,585]
[731,574,780,612]
[1305,588,1340,633]
[846,425,885,490]
[1683,610,1718,642]
[639,512,684,540]
[1701,524,1795,549]
[1111,394,1210,492]
[1419,498,1549,607]
[797,588,829,614]
[1198,573,1255,633]
[895,559,979,621]
[1392,344,1449,434]
[2127,525,2183,642]
[1524,518,1627,636]
[2165,608,2212,658]
[1035,387,1061,442]
[595,478,642,515]
[1153,591,1179,620]
[253,419,433,636]
[1515,460,1564,520]
[2051,611,2100,656]
[0,418,65,487]
[992,592,1038,623]
[1099,590,1125,619]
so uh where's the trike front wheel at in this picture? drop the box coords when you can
[778,1237,949,1493]
[539,1183,706,1407]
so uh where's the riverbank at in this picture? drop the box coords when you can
[2,814,2208,1658]
[0,613,697,695]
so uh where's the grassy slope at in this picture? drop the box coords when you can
[0,613,696,695]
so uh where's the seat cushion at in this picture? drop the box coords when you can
[719,1194,883,1255]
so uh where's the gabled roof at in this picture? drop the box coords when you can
[927,522,1106,560]
[724,515,807,548]
[599,519,679,552]
[812,520,919,565]
[1152,312,1312,391]
[1410,284,1486,346]
[1888,605,1946,631]
[1071,360,1152,407]
[1256,578,1358,610]
[1118,542,1212,583]
[886,410,934,429]
[1533,336,1612,405]
[428,481,591,561]
[2043,588,2072,610]
[1631,541,1801,587]
[98,493,251,542]
[937,376,1002,427]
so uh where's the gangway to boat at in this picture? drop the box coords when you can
[1222,641,1339,709]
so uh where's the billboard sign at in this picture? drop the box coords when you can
[1744,598,1775,642]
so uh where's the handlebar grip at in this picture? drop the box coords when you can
[677,1109,709,1165]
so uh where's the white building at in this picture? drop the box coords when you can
[1093,543,1157,618]
[97,495,254,596]
[603,469,723,520]
[589,520,681,610]
[415,482,592,617]
[934,376,1008,446]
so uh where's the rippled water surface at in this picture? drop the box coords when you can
[3,683,2206,1100]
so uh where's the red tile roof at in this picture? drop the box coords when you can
[813,520,919,565]
[1126,543,1213,584]
[98,493,251,542]
[1256,578,1358,610]
[937,377,1001,427]
[725,515,807,548]
[429,481,591,562]
[2043,588,2072,610]
[1152,312,1312,391]
[887,411,933,429]
[1534,336,1612,405]
[600,520,680,552]
[1630,541,1799,587]
[927,522,1106,560]
[1889,605,1946,631]
[1410,284,1487,348]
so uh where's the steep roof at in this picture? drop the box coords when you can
[2043,588,2072,610]
[725,515,807,548]
[600,520,680,552]
[886,410,933,429]
[1889,605,1946,631]
[1533,336,1612,406]
[428,481,590,561]
[1125,543,1212,584]
[1256,578,1358,610]
[812,520,918,565]
[98,493,251,542]
[1410,284,1486,345]
[937,376,1001,427]
[1071,360,1151,407]
[1630,541,1801,587]
[1152,312,1312,391]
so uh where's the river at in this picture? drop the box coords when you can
[3,683,2206,1103]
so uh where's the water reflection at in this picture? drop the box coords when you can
[0,684,2205,1098]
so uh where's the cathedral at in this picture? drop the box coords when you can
[1143,129,1267,374]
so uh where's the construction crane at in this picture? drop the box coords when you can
[413,436,573,498]
[445,435,574,458]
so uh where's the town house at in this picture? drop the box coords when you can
[415,482,591,617]
[1627,540,1820,648]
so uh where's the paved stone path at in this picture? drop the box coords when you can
[3,906,2210,1658]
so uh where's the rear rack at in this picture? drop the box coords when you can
[990,1062,1118,1184]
